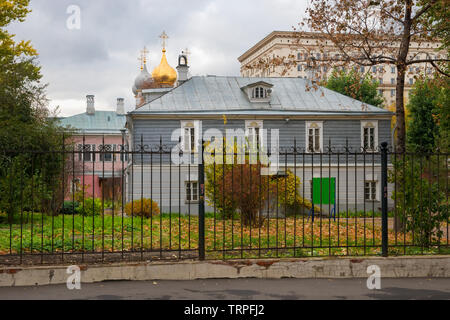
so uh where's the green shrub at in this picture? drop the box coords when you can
[60,201,80,214]
[75,198,102,216]
[389,156,448,246]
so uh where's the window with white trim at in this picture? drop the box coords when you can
[361,121,378,152]
[77,144,96,162]
[181,121,200,153]
[99,144,115,162]
[185,181,199,202]
[245,120,263,152]
[305,121,323,153]
[364,181,377,201]
[251,87,267,99]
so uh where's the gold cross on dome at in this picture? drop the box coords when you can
[137,52,144,70]
[141,46,149,64]
[160,31,169,50]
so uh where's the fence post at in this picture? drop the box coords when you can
[198,139,205,260]
[381,141,388,257]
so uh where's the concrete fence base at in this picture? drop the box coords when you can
[1,256,449,287]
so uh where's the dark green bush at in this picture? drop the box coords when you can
[60,201,80,214]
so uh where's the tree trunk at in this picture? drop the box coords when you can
[395,0,412,152]
[395,65,406,152]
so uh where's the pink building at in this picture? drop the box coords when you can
[60,95,127,200]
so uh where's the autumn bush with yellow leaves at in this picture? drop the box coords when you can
[124,198,160,218]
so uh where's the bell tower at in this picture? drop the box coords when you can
[177,48,190,85]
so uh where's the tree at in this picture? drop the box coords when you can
[431,76,450,152]
[388,157,447,247]
[205,163,269,227]
[406,77,441,153]
[325,68,384,108]
[387,101,410,132]
[422,0,450,51]
[0,0,69,221]
[301,0,450,151]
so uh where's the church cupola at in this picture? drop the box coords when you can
[132,47,154,96]
[177,48,190,85]
[151,31,177,88]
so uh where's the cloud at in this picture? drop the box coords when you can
[8,0,307,116]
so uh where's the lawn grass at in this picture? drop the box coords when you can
[0,212,447,259]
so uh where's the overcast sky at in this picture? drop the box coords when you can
[8,0,308,116]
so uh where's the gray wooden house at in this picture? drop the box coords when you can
[125,75,393,215]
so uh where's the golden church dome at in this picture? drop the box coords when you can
[152,49,177,87]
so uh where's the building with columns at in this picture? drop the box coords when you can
[238,31,445,107]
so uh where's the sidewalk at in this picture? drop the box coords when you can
[1,278,449,300]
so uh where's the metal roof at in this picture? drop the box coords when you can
[59,111,126,134]
[132,76,392,116]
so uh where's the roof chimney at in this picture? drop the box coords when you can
[86,95,95,115]
[116,98,125,115]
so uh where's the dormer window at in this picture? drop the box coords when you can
[241,81,273,103]
[252,87,267,99]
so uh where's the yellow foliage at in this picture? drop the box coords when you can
[124,198,160,218]
[388,102,410,132]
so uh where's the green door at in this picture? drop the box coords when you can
[312,177,336,205]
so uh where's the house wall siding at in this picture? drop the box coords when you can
[131,118,391,164]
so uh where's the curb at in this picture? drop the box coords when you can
[1,255,449,287]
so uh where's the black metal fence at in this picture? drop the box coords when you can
[0,138,448,265]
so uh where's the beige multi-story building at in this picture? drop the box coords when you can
[238,31,444,106]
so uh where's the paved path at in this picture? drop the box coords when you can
[0,278,449,300]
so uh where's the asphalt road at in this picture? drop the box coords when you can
[0,278,449,300]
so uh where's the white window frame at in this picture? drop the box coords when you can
[245,120,264,152]
[361,120,378,152]
[251,87,266,99]
[181,120,201,153]
[99,144,114,162]
[77,144,96,162]
[185,180,199,203]
[364,175,379,201]
[305,121,323,153]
